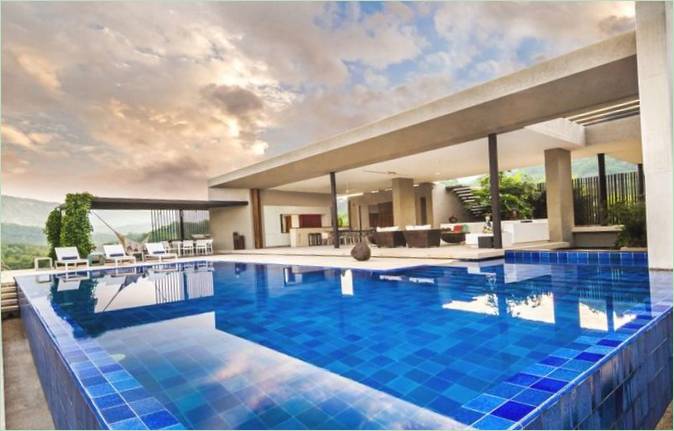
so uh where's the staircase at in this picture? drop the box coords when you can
[446,185,489,219]
[1,279,19,317]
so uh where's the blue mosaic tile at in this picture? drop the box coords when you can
[506,373,540,387]
[110,417,148,430]
[513,388,552,406]
[575,352,604,362]
[464,394,506,413]
[530,378,567,393]
[491,401,535,421]
[15,259,672,430]
[101,405,136,423]
[473,414,516,429]
[540,356,567,366]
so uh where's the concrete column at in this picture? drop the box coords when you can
[636,2,673,269]
[545,148,574,243]
[488,134,503,248]
[597,153,608,225]
[329,172,340,248]
[392,177,416,228]
[415,183,434,226]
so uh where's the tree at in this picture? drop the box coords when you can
[474,172,542,220]
[59,193,95,256]
[611,201,647,247]
[44,208,62,260]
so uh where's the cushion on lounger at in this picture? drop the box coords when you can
[61,256,77,260]
[153,251,165,255]
[109,253,124,257]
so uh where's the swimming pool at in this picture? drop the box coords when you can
[16,255,672,429]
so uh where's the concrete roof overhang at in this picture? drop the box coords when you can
[88,197,248,210]
[209,32,639,190]
[271,116,641,194]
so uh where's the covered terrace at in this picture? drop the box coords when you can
[209,19,671,269]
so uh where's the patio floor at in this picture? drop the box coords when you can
[229,240,570,260]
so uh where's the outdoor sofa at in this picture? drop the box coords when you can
[403,225,441,248]
[374,226,407,248]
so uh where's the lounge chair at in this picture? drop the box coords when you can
[103,244,137,268]
[55,247,90,271]
[374,226,406,248]
[403,225,441,248]
[144,242,178,262]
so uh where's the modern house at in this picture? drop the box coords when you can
[206,3,672,270]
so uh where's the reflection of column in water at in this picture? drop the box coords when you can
[185,270,214,299]
[340,270,354,296]
[153,272,185,304]
[551,265,581,332]
[255,264,269,309]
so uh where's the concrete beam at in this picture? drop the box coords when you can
[210,32,638,189]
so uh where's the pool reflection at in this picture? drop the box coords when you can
[42,260,665,428]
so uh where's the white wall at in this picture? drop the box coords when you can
[432,184,474,226]
[208,188,253,251]
[260,190,331,247]
[263,205,331,247]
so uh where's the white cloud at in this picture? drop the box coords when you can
[0,1,636,200]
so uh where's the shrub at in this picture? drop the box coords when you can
[611,201,647,248]
[59,193,95,256]
[474,172,542,220]
[44,208,62,260]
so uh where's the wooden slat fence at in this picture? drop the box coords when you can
[536,171,642,225]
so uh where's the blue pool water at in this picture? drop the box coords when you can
[16,259,672,429]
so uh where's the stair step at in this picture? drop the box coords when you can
[1,305,19,313]
[1,285,17,294]
[2,298,18,307]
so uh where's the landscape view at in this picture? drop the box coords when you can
[1,156,636,270]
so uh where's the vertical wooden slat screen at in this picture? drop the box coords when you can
[542,171,642,226]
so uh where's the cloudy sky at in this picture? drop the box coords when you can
[2,1,635,201]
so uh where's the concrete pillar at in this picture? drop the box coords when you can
[597,153,608,225]
[488,134,503,248]
[636,2,673,269]
[329,172,339,248]
[545,148,574,243]
[392,178,416,228]
[415,183,434,226]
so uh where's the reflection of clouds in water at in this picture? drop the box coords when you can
[206,329,463,428]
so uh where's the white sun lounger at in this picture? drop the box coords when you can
[103,244,137,268]
[144,242,178,262]
[55,247,90,272]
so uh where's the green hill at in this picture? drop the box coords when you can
[1,223,48,246]
[1,195,59,226]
